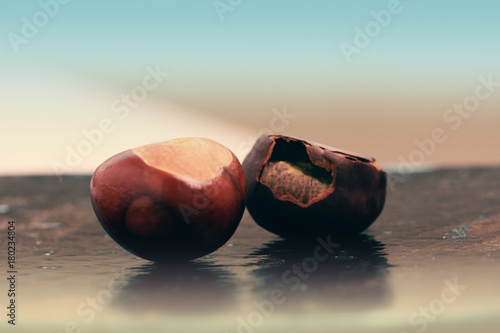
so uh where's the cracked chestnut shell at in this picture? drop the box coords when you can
[90,138,246,261]
[242,135,386,238]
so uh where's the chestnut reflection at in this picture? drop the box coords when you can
[114,260,236,314]
[248,234,391,312]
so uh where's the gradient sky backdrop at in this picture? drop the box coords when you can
[1,0,499,174]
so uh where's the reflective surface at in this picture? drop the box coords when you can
[1,168,500,332]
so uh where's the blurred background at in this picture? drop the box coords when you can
[1,0,499,176]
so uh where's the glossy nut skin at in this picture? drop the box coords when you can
[90,138,246,261]
[242,135,386,238]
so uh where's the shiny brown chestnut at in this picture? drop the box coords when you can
[90,138,246,261]
[242,135,386,238]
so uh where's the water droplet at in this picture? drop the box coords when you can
[0,204,11,214]
[41,222,62,229]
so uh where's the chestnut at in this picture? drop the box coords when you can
[242,135,386,238]
[90,138,246,261]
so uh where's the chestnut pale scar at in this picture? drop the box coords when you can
[133,138,232,181]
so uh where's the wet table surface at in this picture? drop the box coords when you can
[1,167,500,333]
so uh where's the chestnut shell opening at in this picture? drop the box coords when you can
[259,138,335,206]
